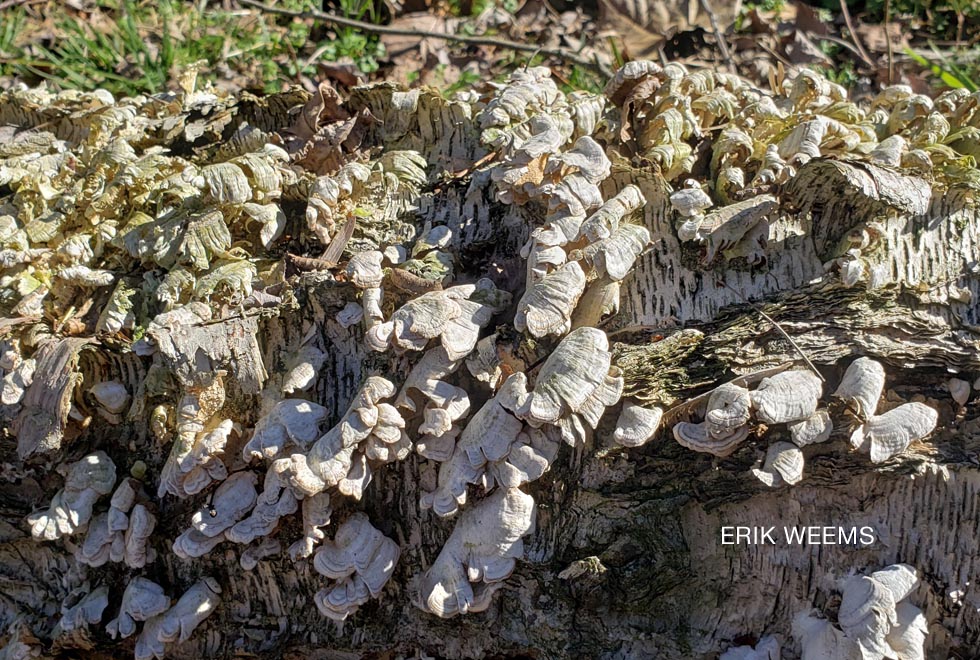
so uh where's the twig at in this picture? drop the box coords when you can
[698,0,735,74]
[238,0,613,77]
[838,0,874,68]
[885,0,894,84]
[0,0,45,11]
[716,279,825,383]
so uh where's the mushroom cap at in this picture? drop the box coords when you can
[834,357,886,420]
[705,383,752,435]
[613,401,663,447]
[514,261,586,338]
[788,409,833,447]
[860,402,938,463]
[751,370,823,424]
[673,421,749,457]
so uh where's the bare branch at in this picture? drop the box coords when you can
[238,0,614,77]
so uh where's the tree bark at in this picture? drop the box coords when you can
[1,79,979,660]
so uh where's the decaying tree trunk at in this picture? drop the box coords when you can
[1,64,979,660]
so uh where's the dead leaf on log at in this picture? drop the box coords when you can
[291,107,378,175]
[291,81,350,141]
[599,0,742,58]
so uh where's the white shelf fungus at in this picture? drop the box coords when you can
[719,635,780,660]
[834,357,886,420]
[850,401,939,463]
[158,376,232,498]
[833,358,939,463]
[240,537,283,570]
[106,578,170,640]
[673,383,753,457]
[514,261,586,338]
[366,280,509,360]
[886,602,928,660]
[418,487,535,618]
[752,442,805,487]
[281,343,327,395]
[421,373,556,517]
[28,451,116,541]
[750,370,823,425]
[792,564,926,660]
[123,504,158,568]
[788,409,833,447]
[135,578,221,660]
[396,346,471,448]
[312,513,400,620]
[288,491,332,560]
[174,471,258,558]
[946,377,970,407]
[613,401,663,447]
[286,376,408,499]
[512,327,623,447]
[57,586,110,634]
[243,399,329,462]
[225,462,297,545]
[573,223,651,282]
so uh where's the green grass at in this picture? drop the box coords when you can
[0,0,384,96]
[905,45,979,91]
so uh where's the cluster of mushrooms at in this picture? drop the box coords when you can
[0,53,966,657]
[719,564,927,659]
[671,358,938,487]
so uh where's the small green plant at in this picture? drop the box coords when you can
[735,0,787,31]
[315,0,386,75]
[563,65,603,94]
[810,40,859,89]
[905,46,979,91]
[0,0,385,96]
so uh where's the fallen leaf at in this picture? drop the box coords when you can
[291,81,349,141]
[599,0,741,59]
[855,21,909,54]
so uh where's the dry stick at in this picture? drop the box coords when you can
[716,279,826,383]
[239,0,613,77]
[885,0,894,84]
[699,0,736,73]
[838,0,874,68]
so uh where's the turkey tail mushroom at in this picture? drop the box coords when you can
[851,402,938,463]
[417,487,535,618]
[312,513,400,621]
[750,370,823,425]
